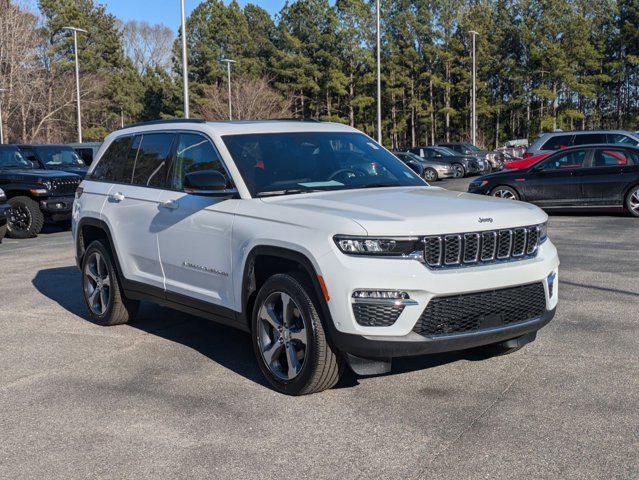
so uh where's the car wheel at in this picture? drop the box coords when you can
[6,196,45,239]
[81,240,139,326]
[423,168,438,182]
[626,186,639,217]
[452,163,465,178]
[252,272,343,395]
[491,186,519,201]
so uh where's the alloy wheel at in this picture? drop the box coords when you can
[629,189,639,215]
[424,169,437,182]
[492,188,517,200]
[453,165,464,178]
[83,251,111,316]
[257,291,308,381]
[8,205,31,232]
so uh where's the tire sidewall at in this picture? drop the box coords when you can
[424,168,438,182]
[626,186,639,217]
[251,273,323,395]
[7,197,42,239]
[453,163,465,178]
[491,186,519,201]
[81,240,117,325]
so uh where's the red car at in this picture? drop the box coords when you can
[504,153,549,170]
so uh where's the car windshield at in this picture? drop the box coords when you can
[463,143,483,152]
[400,152,423,162]
[0,147,33,169]
[36,146,85,166]
[433,147,457,156]
[223,132,425,197]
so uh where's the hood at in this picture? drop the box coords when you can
[0,169,81,183]
[44,165,88,177]
[261,186,547,236]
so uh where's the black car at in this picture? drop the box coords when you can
[18,144,89,178]
[437,142,504,171]
[0,187,10,243]
[408,146,488,178]
[468,144,639,217]
[0,145,82,238]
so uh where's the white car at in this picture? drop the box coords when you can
[73,119,559,395]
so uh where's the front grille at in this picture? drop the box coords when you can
[413,283,546,337]
[352,303,404,327]
[424,225,542,269]
[50,177,81,196]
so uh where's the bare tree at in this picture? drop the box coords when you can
[121,20,174,73]
[198,77,294,121]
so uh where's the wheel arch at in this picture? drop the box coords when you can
[75,217,124,279]
[622,181,639,206]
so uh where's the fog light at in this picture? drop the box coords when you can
[353,290,409,300]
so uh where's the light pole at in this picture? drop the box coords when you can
[469,30,479,146]
[220,58,236,121]
[0,88,6,144]
[62,26,87,143]
[180,0,190,118]
[376,0,382,144]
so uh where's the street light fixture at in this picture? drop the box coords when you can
[62,26,87,143]
[180,0,190,119]
[376,0,382,145]
[469,30,479,147]
[220,58,236,121]
[0,88,6,144]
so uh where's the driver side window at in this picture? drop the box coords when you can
[170,134,228,191]
[540,150,587,171]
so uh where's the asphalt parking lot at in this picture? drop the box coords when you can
[1,178,637,479]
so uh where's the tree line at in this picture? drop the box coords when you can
[1,0,638,149]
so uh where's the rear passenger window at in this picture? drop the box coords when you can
[131,133,174,187]
[573,134,606,145]
[593,149,633,167]
[90,136,133,182]
[542,135,573,150]
[607,134,638,145]
[170,134,227,191]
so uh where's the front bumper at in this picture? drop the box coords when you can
[436,168,455,179]
[332,307,555,358]
[40,196,74,214]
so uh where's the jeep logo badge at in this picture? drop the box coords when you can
[479,217,494,223]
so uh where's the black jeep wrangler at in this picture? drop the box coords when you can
[0,145,81,238]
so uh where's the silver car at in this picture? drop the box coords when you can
[394,151,455,181]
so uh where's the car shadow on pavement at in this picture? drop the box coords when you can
[33,266,469,391]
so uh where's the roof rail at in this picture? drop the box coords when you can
[272,117,322,122]
[123,118,206,129]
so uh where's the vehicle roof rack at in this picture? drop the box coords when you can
[272,118,322,122]
[123,118,206,129]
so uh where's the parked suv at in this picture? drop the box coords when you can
[524,130,639,158]
[19,144,89,177]
[408,146,488,177]
[437,142,504,171]
[73,119,559,395]
[0,145,81,238]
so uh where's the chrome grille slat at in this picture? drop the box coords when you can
[424,224,541,269]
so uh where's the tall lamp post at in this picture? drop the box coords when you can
[180,0,190,118]
[62,26,87,143]
[0,88,6,144]
[220,58,236,121]
[469,30,479,146]
[376,0,382,144]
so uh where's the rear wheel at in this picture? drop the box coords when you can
[491,186,519,201]
[626,186,639,217]
[6,196,44,239]
[452,163,465,178]
[81,240,139,326]
[251,272,343,395]
[423,168,438,182]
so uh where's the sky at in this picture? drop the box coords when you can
[104,0,287,31]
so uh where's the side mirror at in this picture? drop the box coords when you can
[184,170,236,197]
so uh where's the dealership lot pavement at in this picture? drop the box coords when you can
[1,179,637,479]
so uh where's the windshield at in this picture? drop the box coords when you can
[464,143,483,152]
[433,147,457,157]
[223,132,425,197]
[36,146,85,167]
[399,152,423,162]
[0,147,33,170]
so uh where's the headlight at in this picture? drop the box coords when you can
[539,222,548,243]
[334,235,422,257]
[42,181,52,190]
[469,180,489,189]
[0,188,5,202]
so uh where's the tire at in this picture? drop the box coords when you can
[491,185,520,201]
[452,163,465,178]
[625,186,639,217]
[81,240,139,326]
[251,272,343,395]
[0,224,6,243]
[423,168,438,182]
[6,196,45,239]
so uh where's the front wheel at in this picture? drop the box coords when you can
[423,168,438,182]
[452,163,465,178]
[626,186,639,217]
[491,186,520,201]
[251,272,343,395]
[6,196,44,239]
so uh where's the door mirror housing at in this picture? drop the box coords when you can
[184,170,236,197]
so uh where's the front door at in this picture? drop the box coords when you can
[156,133,238,310]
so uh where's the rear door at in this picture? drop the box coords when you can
[580,148,636,205]
[521,149,589,206]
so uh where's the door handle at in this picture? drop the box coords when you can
[108,192,125,202]
[160,199,179,211]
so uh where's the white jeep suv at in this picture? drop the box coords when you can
[73,119,559,395]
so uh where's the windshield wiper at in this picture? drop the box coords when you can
[257,189,308,197]
[351,182,401,190]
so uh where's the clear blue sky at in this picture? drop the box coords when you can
[104,0,287,31]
